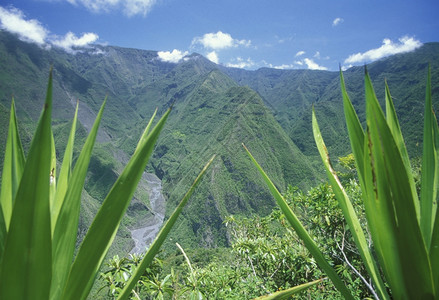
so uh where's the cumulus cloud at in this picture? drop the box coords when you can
[226,57,255,69]
[295,50,305,57]
[0,6,100,53]
[344,36,422,64]
[332,17,344,26]
[192,31,251,50]
[52,32,99,53]
[157,49,189,63]
[206,51,219,64]
[303,58,328,70]
[0,6,48,45]
[66,0,156,17]
[272,64,295,70]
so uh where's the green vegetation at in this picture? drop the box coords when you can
[247,68,439,298]
[0,71,213,300]
[1,31,439,299]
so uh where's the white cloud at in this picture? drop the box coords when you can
[273,64,295,70]
[344,36,422,64]
[206,51,219,64]
[157,49,188,63]
[332,17,344,26]
[66,0,156,17]
[303,58,328,70]
[192,31,251,50]
[226,57,255,69]
[0,6,48,45]
[295,50,305,57]
[0,6,100,53]
[52,32,99,53]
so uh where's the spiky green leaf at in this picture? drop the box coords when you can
[312,105,389,300]
[0,69,54,300]
[50,99,106,300]
[62,107,171,300]
[243,144,354,300]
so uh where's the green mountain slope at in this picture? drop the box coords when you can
[148,70,319,247]
[225,43,439,159]
[1,29,438,251]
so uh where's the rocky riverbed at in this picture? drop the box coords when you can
[130,172,166,254]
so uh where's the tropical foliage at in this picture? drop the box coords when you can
[0,70,213,300]
[246,67,439,299]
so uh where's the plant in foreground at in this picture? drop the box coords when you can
[0,70,214,300]
[245,67,438,299]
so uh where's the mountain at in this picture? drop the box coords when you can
[0,30,438,250]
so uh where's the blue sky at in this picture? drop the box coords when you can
[0,0,438,70]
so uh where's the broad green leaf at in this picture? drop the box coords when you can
[0,99,25,230]
[253,278,324,300]
[118,155,216,300]
[0,70,53,300]
[365,71,434,298]
[50,99,106,300]
[243,144,354,300]
[312,106,389,300]
[421,66,438,248]
[51,102,78,229]
[62,107,171,300]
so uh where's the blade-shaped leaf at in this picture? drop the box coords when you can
[254,278,324,300]
[243,144,354,300]
[51,101,78,229]
[134,107,157,155]
[62,107,171,300]
[118,155,216,300]
[365,71,434,298]
[421,66,438,248]
[0,69,54,300]
[312,106,389,300]
[340,70,366,180]
[49,132,57,220]
[0,99,25,230]
[50,99,106,300]
[428,70,439,292]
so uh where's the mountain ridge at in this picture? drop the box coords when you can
[0,30,438,249]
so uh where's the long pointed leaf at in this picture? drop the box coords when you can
[365,71,434,298]
[134,107,157,155]
[0,99,25,259]
[385,80,420,221]
[0,70,53,300]
[49,132,57,220]
[340,70,366,179]
[0,99,25,230]
[421,66,437,248]
[243,144,354,300]
[50,99,106,300]
[254,278,324,300]
[51,101,79,229]
[312,106,389,300]
[428,70,439,292]
[62,107,171,300]
[118,155,216,300]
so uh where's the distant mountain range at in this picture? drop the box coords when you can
[0,30,438,250]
